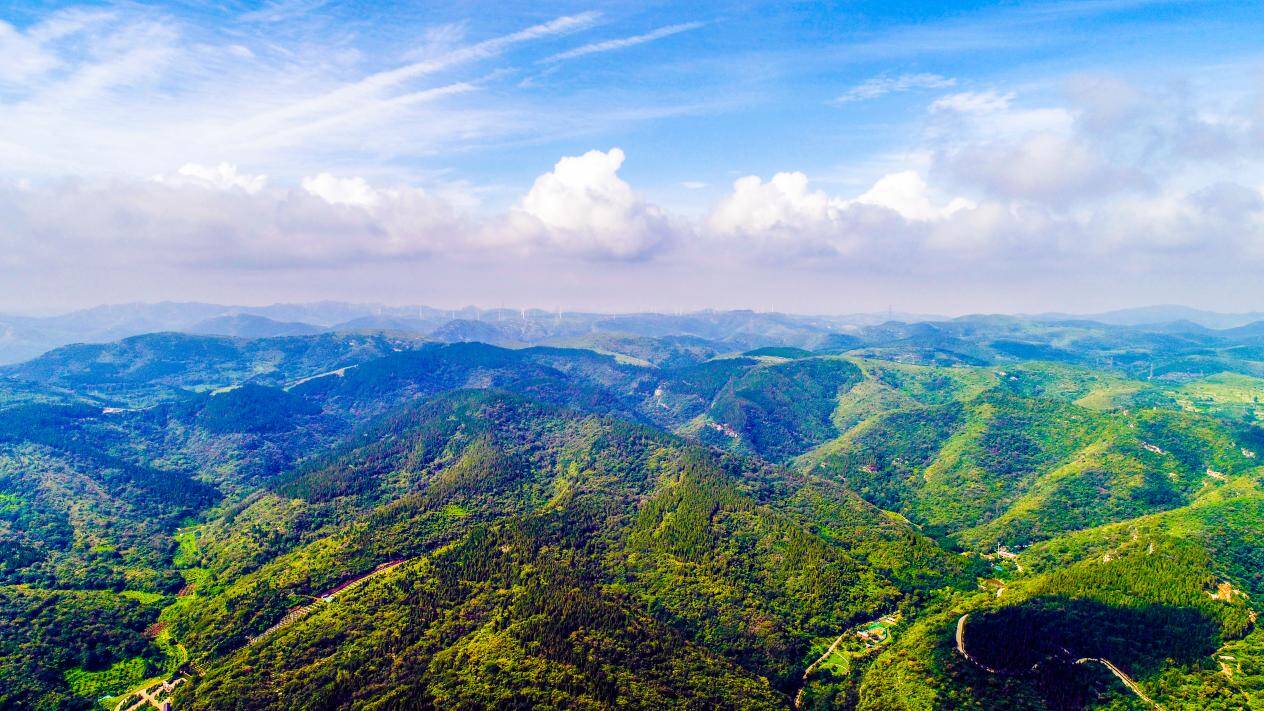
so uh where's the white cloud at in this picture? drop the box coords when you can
[931,90,1014,114]
[1065,74,1147,133]
[218,12,600,156]
[0,175,466,270]
[163,163,268,193]
[0,20,60,84]
[700,144,1262,267]
[0,9,603,180]
[514,148,676,259]
[708,172,904,258]
[411,22,469,59]
[26,8,116,44]
[833,73,956,104]
[849,170,974,221]
[928,89,1073,141]
[0,9,113,85]
[302,173,380,208]
[239,0,334,24]
[542,22,704,63]
[707,170,973,256]
[942,132,1134,204]
[709,172,841,237]
[923,200,1022,254]
[6,48,1264,306]
[0,148,678,272]
[1087,183,1264,255]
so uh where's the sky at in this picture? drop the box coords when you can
[2,0,1264,315]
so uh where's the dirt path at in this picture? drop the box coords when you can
[113,677,188,711]
[248,559,411,646]
[285,365,357,390]
[318,558,407,600]
[793,631,849,708]
[793,614,899,708]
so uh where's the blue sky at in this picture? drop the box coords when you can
[3,0,1264,314]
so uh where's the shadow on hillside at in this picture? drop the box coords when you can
[964,595,1222,709]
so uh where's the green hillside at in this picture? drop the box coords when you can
[1,317,1262,709]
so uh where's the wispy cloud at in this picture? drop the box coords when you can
[0,7,116,85]
[542,21,704,63]
[0,20,59,84]
[0,8,615,178]
[930,89,1013,113]
[218,12,601,153]
[832,73,956,104]
[239,0,333,24]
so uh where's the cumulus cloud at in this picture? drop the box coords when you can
[160,163,268,193]
[513,148,677,259]
[911,80,1264,265]
[8,70,1264,304]
[0,174,464,270]
[708,172,841,242]
[1065,75,1147,134]
[1086,183,1264,255]
[915,73,1264,265]
[941,132,1136,204]
[707,170,971,257]
[849,171,974,221]
[302,173,380,208]
[0,147,678,272]
[703,76,1264,274]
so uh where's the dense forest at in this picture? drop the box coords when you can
[2,312,1264,709]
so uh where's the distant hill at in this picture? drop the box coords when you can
[0,302,433,364]
[185,314,323,338]
[4,300,1264,366]
[1035,304,1264,329]
[0,331,429,406]
[332,315,438,333]
[428,319,514,344]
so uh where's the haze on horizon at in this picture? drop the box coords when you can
[3,0,1264,315]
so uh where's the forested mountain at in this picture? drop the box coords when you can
[3,310,1264,709]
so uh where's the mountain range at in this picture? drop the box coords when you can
[5,301,1264,366]
[2,306,1263,709]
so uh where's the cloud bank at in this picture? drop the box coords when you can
[4,3,1264,313]
[8,71,1264,282]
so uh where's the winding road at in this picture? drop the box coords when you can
[954,614,1162,709]
[954,614,999,674]
[1075,658,1164,710]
